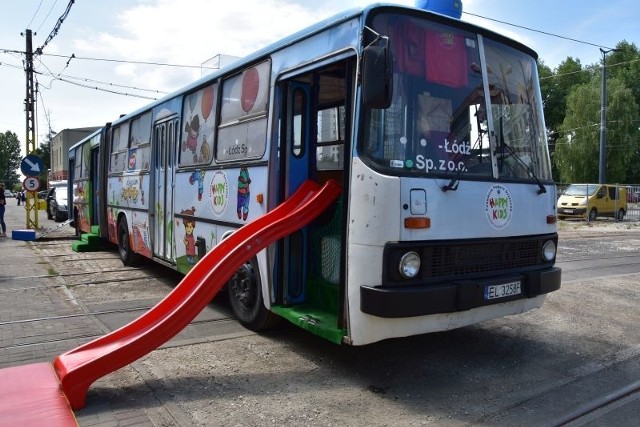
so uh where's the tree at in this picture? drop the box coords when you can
[538,57,590,180]
[0,131,22,190]
[554,76,639,183]
[33,129,55,187]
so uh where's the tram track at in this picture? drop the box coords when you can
[17,228,639,425]
[552,380,640,426]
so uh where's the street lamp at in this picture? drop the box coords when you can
[598,47,620,184]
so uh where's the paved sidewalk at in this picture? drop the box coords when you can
[0,202,172,426]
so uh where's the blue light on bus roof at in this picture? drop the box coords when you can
[415,0,463,19]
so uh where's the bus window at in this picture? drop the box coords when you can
[109,124,129,173]
[317,106,345,171]
[180,83,217,167]
[129,112,152,171]
[291,88,307,157]
[217,61,270,162]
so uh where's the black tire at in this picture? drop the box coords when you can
[47,205,53,220]
[54,207,63,222]
[228,257,280,331]
[73,208,81,238]
[118,218,142,266]
[617,208,625,221]
[588,208,597,222]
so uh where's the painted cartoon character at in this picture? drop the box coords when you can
[183,115,200,161]
[199,137,211,163]
[189,170,205,201]
[237,168,251,221]
[181,207,197,264]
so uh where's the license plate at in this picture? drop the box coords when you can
[561,208,573,214]
[484,280,521,300]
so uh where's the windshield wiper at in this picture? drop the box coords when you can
[498,142,547,195]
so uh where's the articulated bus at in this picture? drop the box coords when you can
[68,2,560,345]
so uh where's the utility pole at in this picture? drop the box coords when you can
[598,48,619,184]
[24,29,39,230]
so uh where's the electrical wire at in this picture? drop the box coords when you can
[35,0,60,34]
[26,0,45,30]
[463,11,617,51]
[35,0,76,56]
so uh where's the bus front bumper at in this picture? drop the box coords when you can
[360,267,561,318]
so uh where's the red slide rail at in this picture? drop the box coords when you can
[54,179,341,409]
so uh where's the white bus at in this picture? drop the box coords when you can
[69,2,560,345]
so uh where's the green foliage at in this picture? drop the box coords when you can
[554,77,639,183]
[0,131,22,189]
[544,40,640,184]
[33,130,54,187]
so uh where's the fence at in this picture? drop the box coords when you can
[555,183,640,222]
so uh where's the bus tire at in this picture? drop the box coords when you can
[118,218,142,266]
[228,257,280,331]
[73,209,81,238]
[588,208,598,222]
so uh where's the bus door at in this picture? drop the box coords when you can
[152,116,179,262]
[282,81,312,303]
[91,146,100,227]
[277,58,351,317]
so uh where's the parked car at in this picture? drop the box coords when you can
[4,190,14,198]
[627,188,640,203]
[46,181,69,222]
[557,184,627,221]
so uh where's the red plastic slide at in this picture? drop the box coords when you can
[54,179,341,410]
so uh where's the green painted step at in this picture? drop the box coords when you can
[71,241,92,252]
[81,233,101,246]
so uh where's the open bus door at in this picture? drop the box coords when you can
[274,58,352,343]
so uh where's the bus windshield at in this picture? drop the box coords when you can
[361,12,552,182]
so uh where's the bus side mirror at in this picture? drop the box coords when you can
[362,43,393,109]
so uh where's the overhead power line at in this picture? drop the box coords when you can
[35,0,76,56]
[41,52,215,69]
[26,0,45,29]
[463,11,617,51]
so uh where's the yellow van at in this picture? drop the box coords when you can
[557,184,627,221]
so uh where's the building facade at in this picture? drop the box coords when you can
[50,127,100,181]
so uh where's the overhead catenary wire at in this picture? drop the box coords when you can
[34,0,76,56]
[463,11,617,51]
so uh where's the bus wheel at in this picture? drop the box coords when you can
[73,209,81,238]
[588,208,598,222]
[617,208,625,221]
[118,218,142,266]
[228,257,280,331]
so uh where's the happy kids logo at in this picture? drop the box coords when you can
[485,184,513,229]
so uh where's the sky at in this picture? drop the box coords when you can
[1,0,638,155]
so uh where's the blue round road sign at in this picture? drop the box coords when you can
[20,154,44,177]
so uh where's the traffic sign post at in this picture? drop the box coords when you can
[23,176,40,193]
[20,154,43,230]
[20,154,44,177]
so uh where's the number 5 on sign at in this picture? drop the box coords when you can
[23,176,40,192]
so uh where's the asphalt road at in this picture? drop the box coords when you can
[2,203,639,426]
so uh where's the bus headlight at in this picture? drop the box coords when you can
[399,251,421,279]
[542,240,557,262]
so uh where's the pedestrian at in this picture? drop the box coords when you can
[0,184,7,237]
[17,190,21,206]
